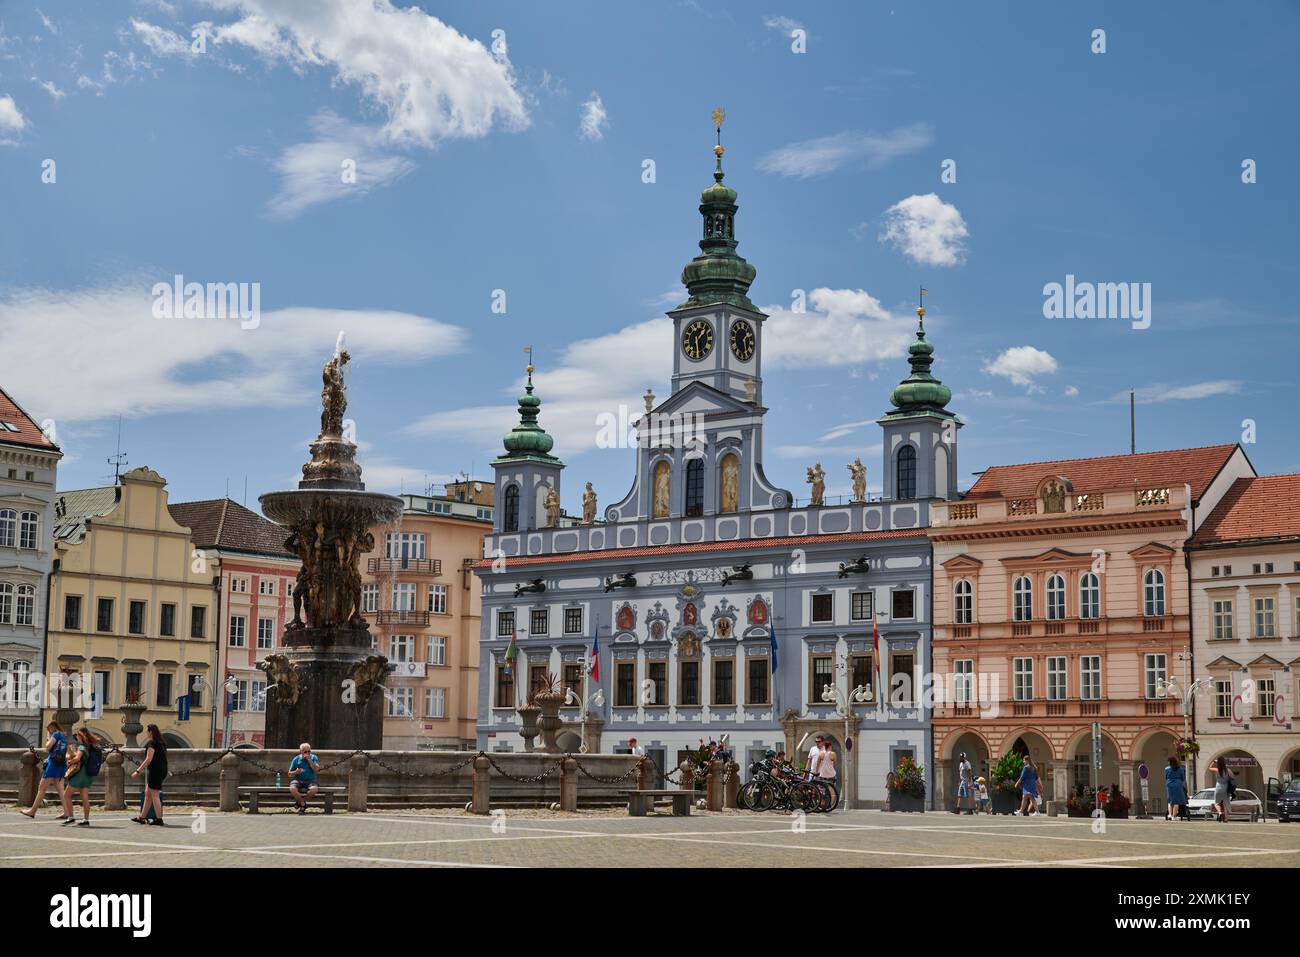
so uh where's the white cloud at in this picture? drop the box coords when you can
[1109,380,1242,404]
[757,124,931,179]
[1064,385,1079,398]
[578,91,608,141]
[762,287,916,369]
[33,77,66,101]
[763,15,805,35]
[77,74,106,96]
[131,18,193,57]
[266,110,416,219]
[36,8,57,34]
[0,281,467,424]
[982,346,1058,390]
[878,193,969,267]
[0,95,26,141]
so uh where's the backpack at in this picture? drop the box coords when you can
[49,736,67,766]
[1227,776,1237,797]
[85,745,105,778]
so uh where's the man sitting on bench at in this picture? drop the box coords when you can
[288,742,321,815]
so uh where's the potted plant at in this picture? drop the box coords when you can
[1066,783,1095,818]
[989,751,1024,814]
[885,755,926,812]
[530,672,566,753]
[1177,737,1200,759]
[1104,784,1131,819]
[120,688,148,747]
[516,685,541,753]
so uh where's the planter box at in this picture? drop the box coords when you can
[886,792,925,812]
[991,789,1019,815]
[1067,805,1094,817]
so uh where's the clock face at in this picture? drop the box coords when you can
[730,319,755,361]
[681,319,714,361]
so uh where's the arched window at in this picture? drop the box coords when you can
[684,458,705,517]
[18,511,38,550]
[502,486,519,533]
[896,446,917,499]
[1143,568,1166,617]
[15,584,34,626]
[0,510,15,548]
[1046,574,1066,620]
[0,583,12,624]
[953,579,973,624]
[1079,572,1100,619]
[1012,576,1033,622]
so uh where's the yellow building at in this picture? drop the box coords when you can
[44,467,219,748]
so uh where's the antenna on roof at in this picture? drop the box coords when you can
[105,415,128,485]
[243,476,248,507]
[1130,389,1136,455]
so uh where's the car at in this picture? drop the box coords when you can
[1186,787,1263,821]
[1276,779,1300,822]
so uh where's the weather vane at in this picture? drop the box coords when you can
[522,344,534,383]
[917,286,928,325]
[712,106,725,147]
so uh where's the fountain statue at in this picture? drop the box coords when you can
[258,334,403,750]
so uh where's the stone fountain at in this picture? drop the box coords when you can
[258,335,403,750]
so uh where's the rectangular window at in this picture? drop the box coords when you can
[1259,677,1276,718]
[495,663,514,708]
[385,532,427,560]
[954,659,973,704]
[391,582,416,612]
[1013,657,1034,701]
[1144,653,1168,699]
[230,577,248,593]
[851,654,874,696]
[811,593,833,623]
[229,615,247,647]
[890,653,915,704]
[160,603,176,637]
[156,673,173,708]
[1212,600,1233,640]
[528,664,546,699]
[1080,656,1101,700]
[257,618,275,649]
[96,597,114,633]
[892,589,916,620]
[530,608,549,636]
[851,591,873,621]
[428,584,448,615]
[95,670,110,709]
[389,634,413,663]
[386,687,414,717]
[125,671,142,703]
[562,663,582,700]
[811,655,834,702]
[187,674,204,710]
[128,601,147,635]
[497,610,515,637]
[1254,597,1276,638]
[362,585,378,614]
[190,606,207,639]
[1214,679,1232,719]
[712,659,734,706]
[426,636,446,666]
[648,660,667,706]
[259,579,276,596]
[230,679,249,713]
[679,660,700,706]
[64,595,82,630]
[564,607,583,634]
[424,687,446,718]
[251,679,266,713]
[1047,656,1067,701]
[616,661,636,707]
[747,656,770,705]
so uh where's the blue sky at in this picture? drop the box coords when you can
[2,0,1297,513]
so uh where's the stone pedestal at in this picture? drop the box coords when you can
[104,751,126,810]
[472,755,491,814]
[262,640,387,751]
[560,756,578,811]
[219,752,240,812]
[934,758,951,809]
[19,750,37,808]
[348,752,370,812]
[638,756,655,790]
[706,759,723,811]
[678,759,694,792]
[724,761,740,809]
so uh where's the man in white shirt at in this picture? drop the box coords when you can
[628,737,645,757]
[807,735,824,777]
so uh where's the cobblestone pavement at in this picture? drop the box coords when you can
[2,806,1298,868]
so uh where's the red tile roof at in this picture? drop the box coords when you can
[0,386,58,451]
[966,444,1239,503]
[469,528,923,570]
[1191,474,1300,545]
[169,499,295,559]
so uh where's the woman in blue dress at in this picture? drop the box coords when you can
[19,721,69,819]
[1164,755,1188,821]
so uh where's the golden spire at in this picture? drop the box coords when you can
[712,106,725,158]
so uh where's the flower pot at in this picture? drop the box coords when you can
[515,704,540,753]
[1066,805,1094,818]
[991,789,1020,815]
[887,792,926,813]
[120,702,148,747]
[533,692,565,753]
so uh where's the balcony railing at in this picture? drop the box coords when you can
[1135,487,1170,507]
[1142,617,1166,632]
[373,610,431,626]
[368,557,442,575]
[1144,700,1168,716]
[952,626,972,639]
[949,502,979,521]
[1078,620,1100,634]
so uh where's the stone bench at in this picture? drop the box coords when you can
[623,789,693,817]
[238,785,342,814]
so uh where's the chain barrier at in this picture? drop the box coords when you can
[482,752,565,783]
[365,751,478,779]
[571,755,647,785]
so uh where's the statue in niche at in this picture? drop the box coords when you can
[543,485,560,527]
[848,457,867,503]
[581,482,597,524]
[720,455,740,513]
[806,462,826,506]
[652,460,671,518]
[1042,478,1066,514]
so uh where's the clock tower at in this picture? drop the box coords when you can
[668,113,766,405]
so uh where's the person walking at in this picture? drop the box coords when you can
[1164,756,1188,821]
[975,776,990,814]
[1212,756,1235,822]
[19,722,68,819]
[130,724,169,826]
[955,752,974,814]
[60,727,101,827]
[288,742,321,814]
[1014,755,1041,816]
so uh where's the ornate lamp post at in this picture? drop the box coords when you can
[820,681,872,808]
[1156,668,1211,787]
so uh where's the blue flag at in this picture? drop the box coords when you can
[769,618,778,674]
[177,694,190,721]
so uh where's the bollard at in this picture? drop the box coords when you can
[724,761,740,809]
[472,754,491,815]
[104,751,126,810]
[560,756,578,812]
[348,752,369,813]
[219,752,241,812]
[19,750,38,809]
[638,756,655,791]
[678,759,694,793]
[706,758,723,811]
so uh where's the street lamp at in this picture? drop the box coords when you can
[820,682,872,808]
[565,684,605,753]
[1156,673,1211,786]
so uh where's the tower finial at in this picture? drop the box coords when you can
[917,286,928,335]
[712,106,726,180]
[522,344,535,390]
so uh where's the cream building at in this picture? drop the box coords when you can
[44,467,219,747]
[1188,473,1300,801]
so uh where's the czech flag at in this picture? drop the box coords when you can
[503,631,518,676]
[872,619,881,695]
[589,632,600,684]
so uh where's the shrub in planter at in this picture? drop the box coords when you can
[885,755,926,812]
[989,751,1024,813]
